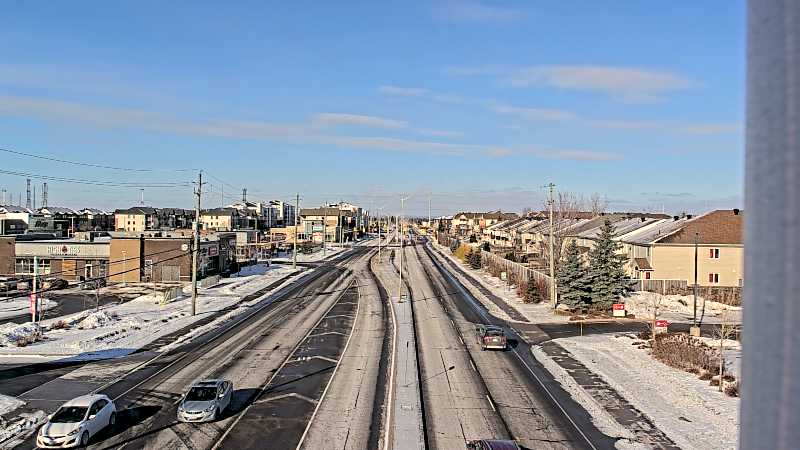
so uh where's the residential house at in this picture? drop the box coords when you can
[619,210,743,286]
[200,208,244,231]
[115,207,160,232]
[451,211,518,238]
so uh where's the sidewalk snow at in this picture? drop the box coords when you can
[0,264,301,364]
[272,245,347,263]
[544,333,739,450]
[429,241,569,324]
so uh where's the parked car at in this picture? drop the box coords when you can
[16,280,30,292]
[80,278,106,290]
[42,278,68,290]
[177,379,233,423]
[467,440,522,450]
[37,394,116,449]
[475,324,508,351]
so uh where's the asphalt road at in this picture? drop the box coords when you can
[10,247,371,450]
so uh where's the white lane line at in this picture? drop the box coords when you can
[382,261,399,450]
[426,243,598,450]
[486,394,497,412]
[295,277,362,449]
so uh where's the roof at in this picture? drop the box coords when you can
[62,394,108,407]
[0,205,32,213]
[39,206,78,215]
[656,209,743,245]
[633,258,653,270]
[622,218,692,245]
[575,216,663,240]
[115,206,158,215]
[201,207,239,216]
[79,208,110,215]
[300,207,353,217]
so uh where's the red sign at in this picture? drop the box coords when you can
[612,303,625,310]
[655,320,669,328]
[29,293,37,315]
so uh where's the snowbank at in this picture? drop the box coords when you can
[0,322,41,347]
[0,297,56,321]
[0,394,24,416]
[625,292,741,323]
[0,266,303,364]
[550,333,739,450]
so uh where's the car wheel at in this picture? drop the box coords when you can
[215,407,220,421]
[109,412,116,427]
[80,431,90,447]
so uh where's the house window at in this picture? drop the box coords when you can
[709,248,720,259]
[709,273,720,284]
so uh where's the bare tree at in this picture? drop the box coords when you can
[539,191,585,271]
[643,292,666,340]
[713,310,740,392]
[589,193,607,217]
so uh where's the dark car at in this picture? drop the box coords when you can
[475,324,508,350]
[467,440,521,450]
[42,278,68,290]
[80,278,106,290]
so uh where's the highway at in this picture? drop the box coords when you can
[8,235,621,450]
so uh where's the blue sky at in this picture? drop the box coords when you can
[0,1,745,216]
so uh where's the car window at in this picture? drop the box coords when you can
[95,399,108,410]
[186,386,216,401]
[50,406,88,423]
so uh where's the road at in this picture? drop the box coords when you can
[4,235,622,450]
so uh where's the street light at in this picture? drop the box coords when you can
[397,195,411,303]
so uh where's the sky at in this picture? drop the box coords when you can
[0,0,745,217]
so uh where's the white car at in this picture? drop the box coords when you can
[37,394,116,449]
[177,379,233,423]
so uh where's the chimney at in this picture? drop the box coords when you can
[733,208,740,215]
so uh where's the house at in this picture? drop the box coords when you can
[200,208,244,231]
[229,200,275,230]
[76,208,114,231]
[450,211,518,238]
[114,207,160,232]
[300,207,354,244]
[619,210,744,286]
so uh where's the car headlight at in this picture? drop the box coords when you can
[67,427,80,436]
[205,405,215,412]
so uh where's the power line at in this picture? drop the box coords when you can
[0,168,192,188]
[0,147,197,172]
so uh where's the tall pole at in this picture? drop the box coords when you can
[191,171,202,316]
[547,183,557,308]
[32,256,38,323]
[428,195,432,235]
[693,232,698,326]
[398,197,408,303]
[122,250,127,287]
[293,194,299,269]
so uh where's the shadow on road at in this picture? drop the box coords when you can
[90,405,163,449]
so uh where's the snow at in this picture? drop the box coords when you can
[543,333,739,450]
[272,245,347,263]
[0,265,303,364]
[624,291,742,324]
[0,394,24,416]
[0,297,56,320]
[0,322,41,347]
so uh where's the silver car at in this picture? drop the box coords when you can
[37,394,116,448]
[177,379,233,423]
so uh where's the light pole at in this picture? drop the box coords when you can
[397,195,410,303]
[376,205,386,262]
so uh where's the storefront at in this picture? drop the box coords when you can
[14,240,110,281]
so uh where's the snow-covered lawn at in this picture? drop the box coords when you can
[0,264,302,364]
[0,394,24,417]
[272,245,347,263]
[624,291,742,325]
[538,333,739,450]
[0,297,57,321]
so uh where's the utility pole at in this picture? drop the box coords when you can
[428,195,432,234]
[1,189,5,204]
[42,183,47,208]
[691,232,700,334]
[25,178,31,209]
[377,205,385,262]
[31,255,38,323]
[546,183,557,308]
[398,196,409,303]
[32,185,36,210]
[293,193,299,270]
[139,188,144,206]
[191,171,204,316]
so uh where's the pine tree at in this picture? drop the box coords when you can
[469,249,482,269]
[525,279,542,303]
[557,241,591,308]
[482,242,490,252]
[469,234,478,243]
[587,218,631,309]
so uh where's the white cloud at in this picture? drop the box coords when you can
[680,123,741,135]
[520,147,624,161]
[434,1,523,23]
[324,136,478,156]
[586,120,662,130]
[490,103,577,121]
[415,128,465,138]
[378,85,429,97]
[311,113,407,129]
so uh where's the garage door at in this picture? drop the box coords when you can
[161,266,181,282]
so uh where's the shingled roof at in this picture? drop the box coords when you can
[656,209,743,245]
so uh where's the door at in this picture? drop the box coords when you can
[85,264,93,279]
[86,401,103,435]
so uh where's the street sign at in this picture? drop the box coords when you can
[612,303,626,317]
[29,293,37,316]
[655,319,669,334]
[500,271,508,281]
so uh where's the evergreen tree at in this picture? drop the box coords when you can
[469,234,478,243]
[482,242,490,252]
[449,239,459,253]
[525,279,542,303]
[556,241,591,309]
[587,218,631,309]
[469,249,482,269]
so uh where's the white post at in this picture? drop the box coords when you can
[32,256,38,323]
[741,1,800,447]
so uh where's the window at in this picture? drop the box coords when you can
[709,248,720,259]
[709,273,720,284]
[645,272,651,280]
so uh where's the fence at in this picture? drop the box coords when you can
[630,279,687,294]
[480,250,551,287]
[629,279,742,306]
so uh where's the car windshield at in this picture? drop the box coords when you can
[486,330,503,336]
[185,386,217,401]
[50,406,88,423]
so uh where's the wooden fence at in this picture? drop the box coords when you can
[480,250,552,286]
[629,279,687,294]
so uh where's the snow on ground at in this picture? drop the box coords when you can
[547,333,739,450]
[0,394,24,417]
[429,240,570,324]
[625,291,742,324]
[273,245,347,263]
[0,264,302,364]
[0,297,56,321]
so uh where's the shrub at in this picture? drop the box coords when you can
[724,381,739,397]
[453,244,472,262]
[651,333,721,375]
[50,320,69,330]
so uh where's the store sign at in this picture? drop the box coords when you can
[46,245,81,256]
[29,293,37,315]
[312,225,324,232]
